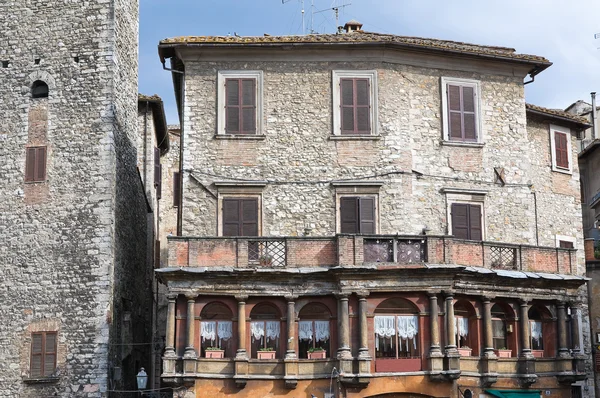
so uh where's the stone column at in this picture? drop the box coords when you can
[184,295,197,359]
[519,300,533,358]
[165,294,177,357]
[337,294,352,359]
[445,293,457,353]
[358,292,370,358]
[570,303,582,354]
[428,293,442,356]
[285,296,297,359]
[236,295,248,359]
[557,302,569,358]
[482,297,496,358]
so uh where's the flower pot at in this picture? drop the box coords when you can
[205,350,224,359]
[495,349,512,358]
[257,351,276,360]
[532,350,544,358]
[308,350,326,359]
[457,348,472,357]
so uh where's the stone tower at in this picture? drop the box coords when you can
[0,1,151,397]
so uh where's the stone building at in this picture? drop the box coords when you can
[156,21,595,398]
[0,1,157,396]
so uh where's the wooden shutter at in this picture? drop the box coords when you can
[25,146,47,182]
[154,147,160,186]
[222,199,241,236]
[25,147,36,182]
[555,131,569,169]
[447,84,477,141]
[241,199,258,236]
[173,171,181,207]
[225,78,256,134]
[559,240,574,249]
[30,333,43,377]
[157,164,162,200]
[340,197,359,233]
[225,79,240,134]
[340,78,370,135]
[468,204,482,241]
[44,332,57,376]
[222,198,258,236]
[359,197,375,234]
[451,203,482,240]
[241,79,256,134]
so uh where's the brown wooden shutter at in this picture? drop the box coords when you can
[340,197,359,233]
[44,332,57,376]
[225,78,256,134]
[451,203,469,239]
[355,79,370,133]
[462,86,477,140]
[173,171,181,207]
[447,84,477,141]
[555,131,569,169]
[30,333,43,377]
[154,147,160,186]
[222,199,241,236]
[225,79,240,134]
[25,147,36,182]
[359,197,375,234]
[222,198,258,236]
[241,79,256,134]
[157,164,162,200]
[241,198,258,236]
[468,204,482,241]
[341,78,370,135]
[559,240,574,249]
[448,84,463,140]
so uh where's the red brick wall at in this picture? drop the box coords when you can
[287,239,336,267]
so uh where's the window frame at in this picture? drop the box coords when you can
[555,235,575,249]
[216,183,265,237]
[441,77,483,144]
[217,70,263,136]
[332,70,378,137]
[336,194,379,234]
[30,331,57,378]
[373,314,420,359]
[549,124,573,174]
[25,146,47,183]
[444,190,486,241]
[219,196,260,237]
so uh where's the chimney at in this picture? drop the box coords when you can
[592,92,598,140]
[343,20,363,33]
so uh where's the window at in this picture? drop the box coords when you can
[154,147,162,199]
[529,306,549,356]
[450,203,482,241]
[250,304,281,358]
[550,124,572,173]
[298,303,331,359]
[374,298,420,359]
[454,301,474,350]
[30,332,56,378]
[556,235,575,249]
[31,80,49,98]
[217,71,263,136]
[332,70,378,136]
[173,171,181,207]
[339,196,376,234]
[441,77,481,143]
[222,198,259,236]
[491,304,508,350]
[25,146,47,182]
[200,303,233,358]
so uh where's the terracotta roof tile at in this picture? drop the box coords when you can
[526,103,591,128]
[159,31,550,65]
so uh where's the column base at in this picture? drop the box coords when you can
[285,350,297,359]
[235,349,248,360]
[336,347,352,360]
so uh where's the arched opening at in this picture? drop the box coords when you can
[529,305,554,357]
[491,302,515,357]
[374,298,421,372]
[250,303,281,359]
[31,80,49,98]
[464,389,473,398]
[200,302,233,358]
[454,300,477,356]
[298,303,332,359]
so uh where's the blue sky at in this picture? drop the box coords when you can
[140,0,600,124]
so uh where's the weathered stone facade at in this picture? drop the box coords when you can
[0,1,151,397]
[157,29,594,398]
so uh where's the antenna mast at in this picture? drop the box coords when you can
[312,2,351,33]
[282,0,306,35]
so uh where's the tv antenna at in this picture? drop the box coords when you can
[313,2,351,34]
[282,0,306,35]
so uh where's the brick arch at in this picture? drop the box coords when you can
[26,70,56,91]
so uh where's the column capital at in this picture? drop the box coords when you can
[335,293,350,300]
[518,298,531,306]
[427,291,440,299]
[235,294,249,302]
[556,301,566,309]
[284,294,298,302]
[480,295,495,302]
[185,294,197,301]
[443,290,454,300]
[167,293,178,301]
[356,290,370,299]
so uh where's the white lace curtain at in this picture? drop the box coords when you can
[299,321,330,342]
[201,321,232,344]
[299,321,313,341]
[530,321,543,342]
[455,317,469,337]
[397,316,419,350]
[374,315,418,350]
[218,321,233,341]
[251,321,280,341]
[315,321,330,342]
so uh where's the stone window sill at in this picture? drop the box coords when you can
[214,134,266,141]
[441,140,484,148]
[329,135,381,141]
[23,376,60,384]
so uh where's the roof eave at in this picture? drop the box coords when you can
[526,108,592,131]
[139,97,170,153]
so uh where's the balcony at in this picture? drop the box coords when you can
[166,235,577,275]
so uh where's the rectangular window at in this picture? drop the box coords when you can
[550,124,572,173]
[217,71,263,136]
[491,319,506,350]
[30,332,57,378]
[332,70,377,136]
[340,196,375,234]
[441,77,481,143]
[25,146,47,182]
[451,203,482,241]
[559,240,574,249]
[173,171,181,207]
[222,198,259,236]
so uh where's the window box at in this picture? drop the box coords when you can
[532,350,544,358]
[307,350,327,359]
[257,350,276,360]
[457,347,472,357]
[205,349,224,359]
[495,349,512,358]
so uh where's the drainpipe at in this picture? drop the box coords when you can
[143,102,148,191]
[592,92,598,140]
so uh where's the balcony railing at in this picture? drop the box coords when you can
[167,235,576,275]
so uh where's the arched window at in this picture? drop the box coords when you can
[298,303,331,359]
[374,298,420,359]
[250,304,281,359]
[491,304,508,350]
[31,80,49,98]
[200,302,233,358]
[529,305,552,357]
[454,301,476,355]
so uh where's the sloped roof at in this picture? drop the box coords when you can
[158,31,550,71]
[526,103,591,129]
[139,94,169,152]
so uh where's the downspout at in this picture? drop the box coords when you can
[143,102,148,191]
[591,92,598,140]
[523,74,535,85]
[533,191,539,246]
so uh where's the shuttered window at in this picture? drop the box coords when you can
[225,78,256,134]
[30,332,57,378]
[340,197,375,234]
[451,203,482,241]
[554,131,569,169]
[25,146,47,182]
[173,171,181,207]
[340,78,371,135]
[447,83,477,142]
[154,147,162,199]
[559,240,574,249]
[222,198,259,236]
